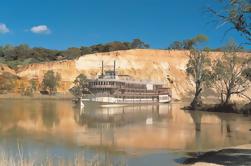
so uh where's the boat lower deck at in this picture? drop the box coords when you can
[77,96,171,109]
[87,96,170,104]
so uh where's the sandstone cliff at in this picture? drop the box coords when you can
[0,64,15,75]
[14,49,251,100]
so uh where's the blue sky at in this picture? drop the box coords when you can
[0,0,248,50]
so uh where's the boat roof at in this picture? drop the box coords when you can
[88,78,163,85]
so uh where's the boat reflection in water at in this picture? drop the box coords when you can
[74,102,251,151]
[75,103,192,151]
[77,104,170,127]
[0,100,250,165]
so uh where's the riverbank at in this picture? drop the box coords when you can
[0,93,74,100]
[183,102,251,116]
[182,144,251,166]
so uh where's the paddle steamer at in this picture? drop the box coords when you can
[81,61,171,105]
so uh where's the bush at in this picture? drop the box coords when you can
[42,70,61,95]
[206,104,238,113]
[24,87,33,96]
[0,72,17,93]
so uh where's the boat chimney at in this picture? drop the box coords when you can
[101,61,104,78]
[114,60,116,78]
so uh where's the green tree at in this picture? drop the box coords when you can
[168,34,208,50]
[63,47,81,60]
[42,70,61,95]
[15,44,31,59]
[0,72,16,94]
[80,46,92,55]
[186,49,212,109]
[203,47,212,52]
[131,38,150,49]
[192,34,209,45]
[208,0,251,42]
[30,79,37,93]
[243,67,251,81]
[107,41,130,51]
[212,41,250,104]
[168,41,183,50]
[184,34,208,49]
[24,87,33,96]
[2,45,15,61]
[209,2,251,113]
[70,74,88,97]
[19,82,25,96]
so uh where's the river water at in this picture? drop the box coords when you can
[0,100,250,165]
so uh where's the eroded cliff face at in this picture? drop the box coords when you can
[0,64,16,75]
[14,49,251,100]
[15,49,191,99]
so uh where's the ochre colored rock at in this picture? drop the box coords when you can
[0,63,16,75]
[13,49,251,100]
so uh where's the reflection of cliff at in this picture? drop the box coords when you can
[0,100,250,151]
[187,109,251,150]
[0,100,83,135]
[111,104,196,150]
[41,101,59,128]
[75,104,198,150]
[76,103,251,151]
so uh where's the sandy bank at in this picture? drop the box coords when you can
[0,93,74,100]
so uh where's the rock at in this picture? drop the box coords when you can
[1,49,247,100]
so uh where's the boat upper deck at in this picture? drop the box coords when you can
[85,61,171,97]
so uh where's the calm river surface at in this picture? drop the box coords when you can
[0,100,250,165]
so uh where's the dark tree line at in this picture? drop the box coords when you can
[0,38,149,68]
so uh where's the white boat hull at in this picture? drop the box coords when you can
[82,95,171,106]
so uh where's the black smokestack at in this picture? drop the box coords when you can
[114,60,116,78]
[101,61,104,78]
